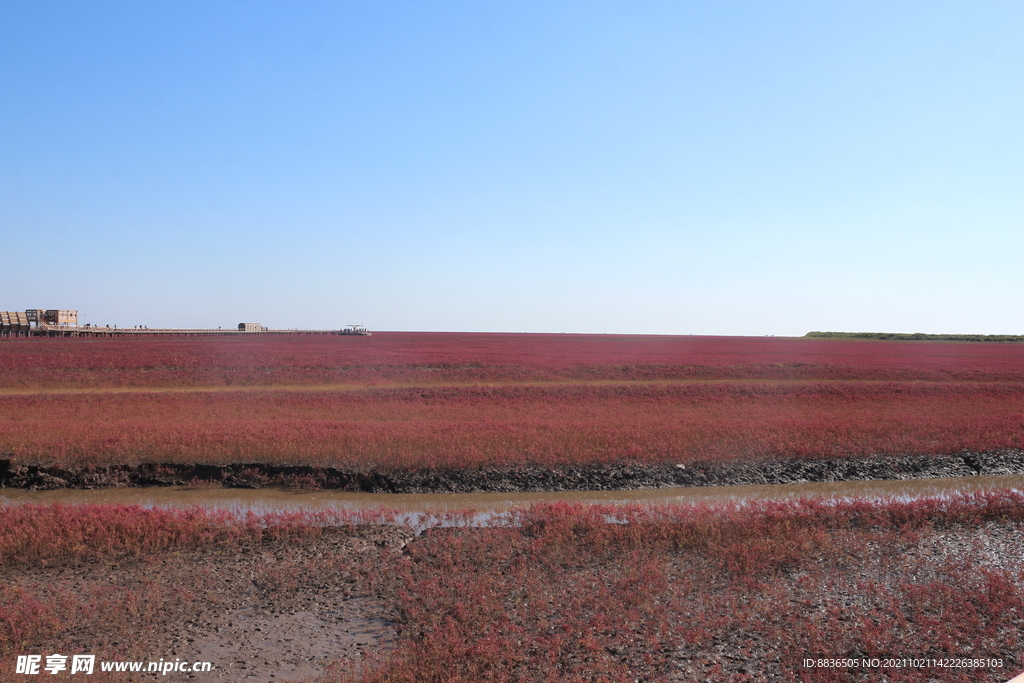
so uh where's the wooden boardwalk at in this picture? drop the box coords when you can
[11,326,366,338]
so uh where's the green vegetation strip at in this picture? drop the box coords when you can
[805,331,1024,342]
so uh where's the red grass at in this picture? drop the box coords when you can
[0,504,379,567]
[2,382,1022,468]
[2,334,1022,469]
[344,493,1024,682]
[3,495,1024,681]
[1,333,1023,388]
[0,504,398,678]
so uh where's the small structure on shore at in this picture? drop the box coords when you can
[0,311,31,336]
[2,310,76,337]
[1,308,370,338]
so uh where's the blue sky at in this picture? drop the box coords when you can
[2,1,1021,334]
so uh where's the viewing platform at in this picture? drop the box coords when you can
[0,310,372,338]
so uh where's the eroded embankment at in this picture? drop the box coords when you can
[3,449,1024,492]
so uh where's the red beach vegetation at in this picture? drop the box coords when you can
[1,333,1022,471]
[3,493,1023,681]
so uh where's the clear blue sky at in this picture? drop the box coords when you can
[2,1,1021,334]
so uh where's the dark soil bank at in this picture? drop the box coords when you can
[2,450,1023,492]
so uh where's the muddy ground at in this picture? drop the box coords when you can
[664,519,1024,681]
[3,450,1024,493]
[7,520,1024,683]
[2,527,413,683]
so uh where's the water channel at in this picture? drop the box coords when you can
[3,474,1024,516]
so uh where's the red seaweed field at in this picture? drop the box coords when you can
[1,333,1022,469]
[3,494,1024,682]
[348,494,1024,682]
[2,333,1024,388]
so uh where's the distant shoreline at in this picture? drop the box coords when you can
[805,331,1024,342]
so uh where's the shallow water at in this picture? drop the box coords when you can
[3,474,1024,514]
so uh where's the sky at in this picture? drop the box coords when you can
[1,1,1021,335]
